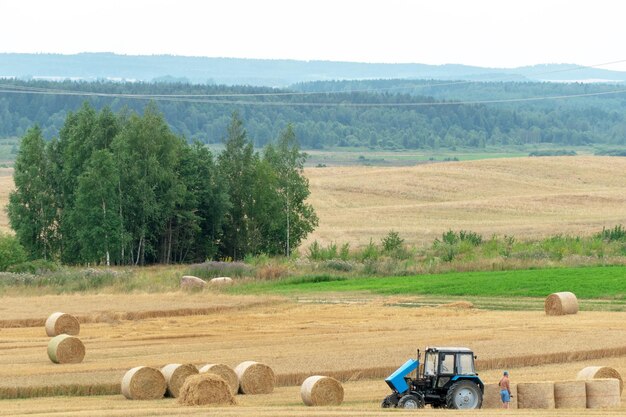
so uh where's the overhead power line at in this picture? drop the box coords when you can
[3,86,625,107]
[0,58,625,106]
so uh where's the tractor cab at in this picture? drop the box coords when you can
[422,347,478,389]
[382,346,484,410]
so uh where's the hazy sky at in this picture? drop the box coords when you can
[2,0,626,70]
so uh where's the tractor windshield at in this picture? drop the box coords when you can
[424,352,438,376]
[457,353,476,375]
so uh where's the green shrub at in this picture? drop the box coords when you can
[7,259,58,274]
[598,225,626,242]
[360,239,380,261]
[339,243,350,261]
[382,230,404,252]
[436,230,483,247]
[307,241,343,261]
[459,230,483,246]
[186,261,253,279]
[322,259,354,272]
[0,234,27,272]
[288,274,346,285]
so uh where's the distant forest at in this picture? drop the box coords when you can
[1,79,626,149]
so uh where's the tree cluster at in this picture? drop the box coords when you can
[7,103,317,265]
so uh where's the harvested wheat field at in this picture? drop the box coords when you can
[0,293,624,415]
[304,156,626,247]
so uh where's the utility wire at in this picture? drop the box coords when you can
[0,59,625,105]
[3,86,625,107]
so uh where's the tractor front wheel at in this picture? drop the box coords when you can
[445,380,483,409]
[398,393,425,409]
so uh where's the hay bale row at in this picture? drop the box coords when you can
[122,366,166,400]
[481,383,517,409]
[517,382,555,409]
[493,377,620,410]
[161,363,199,398]
[45,312,80,336]
[198,363,238,395]
[47,334,85,364]
[577,366,623,395]
[235,361,275,394]
[545,292,578,316]
[301,375,344,406]
[178,374,236,406]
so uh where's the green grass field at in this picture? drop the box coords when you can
[235,266,626,300]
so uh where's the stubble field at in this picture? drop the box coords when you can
[0,293,624,415]
[304,156,626,247]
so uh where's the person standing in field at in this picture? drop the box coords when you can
[499,371,511,409]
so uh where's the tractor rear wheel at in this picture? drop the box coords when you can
[445,380,482,409]
[398,393,425,409]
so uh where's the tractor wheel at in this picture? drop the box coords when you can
[380,394,397,408]
[445,380,483,409]
[398,394,425,409]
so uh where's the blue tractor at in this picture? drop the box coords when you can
[381,347,484,409]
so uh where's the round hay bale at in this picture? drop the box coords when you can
[234,361,275,394]
[554,380,586,408]
[47,334,85,364]
[301,375,344,406]
[517,382,555,409]
[161,363,199,398]
[210,277,233,285]
[121,366,167,400]
[585,378,621,408]
[576,366,623,394]
[45,312,80,336]
[198,363,238,396]
[178,373,236,406]
[180,275,206,289]
[544,292,578,316]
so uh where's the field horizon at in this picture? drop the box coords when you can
[2,156,626,251]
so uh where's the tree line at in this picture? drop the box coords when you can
[1,79,626,150]
[7,103,318,265]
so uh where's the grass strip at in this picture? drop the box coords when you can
[234,266,626,300]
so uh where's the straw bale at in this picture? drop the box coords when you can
[517,382,555,409]
[234,361,275,394]
[47,334,85,364]
[210,277,233,285]
[576,366,623,394]
[585,378,621,408]
[481,383,517,409]
[301,375,344,406]
[180,275,206,289]
[161,363,199,398]
[544,292,578,315]
[178,373,236,406]
[554,380,586,408]
[121,366,167,400]
[198,363,238,396]
[45,312,80,336]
